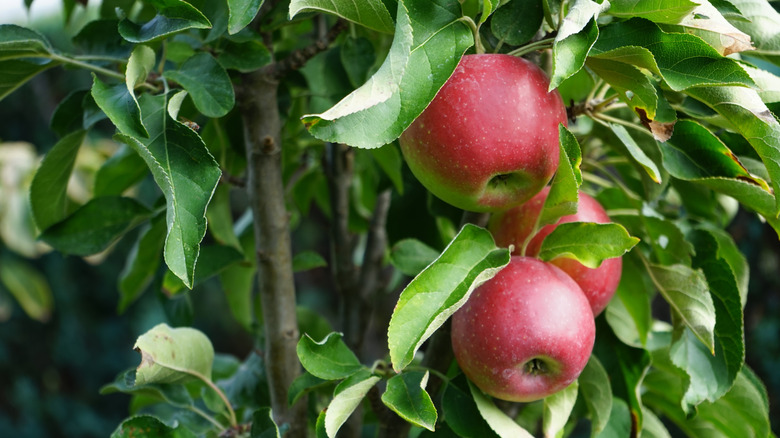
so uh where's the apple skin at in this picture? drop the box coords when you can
[451,256,595,402]
[488,187,622,316]
[399,54,568,212]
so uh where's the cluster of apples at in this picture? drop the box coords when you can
[399,54,620,402]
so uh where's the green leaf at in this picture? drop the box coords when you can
[643,261,716,353]
[668,228,745,412]
[468,381,534,438]
[586,57,658,120]
[0,59,56,101]
[39,196,151,256]
[550,0,605,89]
[50,90,89,137]
[491,0,543,46]
[727,0,780,61]
[641,407,672,438]
[251,407,280,438]
[296,332,363,380]
[163,53,235,118]
[303,0,473,148]
[595,398,632,438]
[217,36,272,73]
[644,365,770,438]
[551,18,598,90]
[289,0,394,33]
[119,213,166,313]
[0,24,52,60]
[479,0,502,24]
[100,368,194,408]
[608,0,697,23]
[669,0,753,56]
[126,44,155,93]
[538,222,639,268]
[110,414,197,438]
[388,224,510,372]
[162,244,245,295]
[133,323,215,385]
[592,321,651,432]
[0,256,53,322]
[115,93,222,289]
[94,145,148,197]
[609,124,663,182]
[206,184,241,249]
[441,375,498,438]
[539,125,582,227]
[118,0,212,43]
[220,227,256,330]
[684,86,780,213]
[92,74,148,138]
[579,356,613,436]
[29,130,86,231]
[543,381,578,438]
[605,255,653,347]
[389,238,440,277]
[324,370,381,437]
[228,0,264,34]
[381,371,437,431]
[592,18,754,91]
[292,250,327,272]
[369,143,404,194]
[288,371,329,407]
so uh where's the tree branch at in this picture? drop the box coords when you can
[267,19,348,79]
[237,71,306,436]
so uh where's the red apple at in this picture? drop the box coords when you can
[451,256,595,402]
[399,54,567,212]
[489,187,622,316]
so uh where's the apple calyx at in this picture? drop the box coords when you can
[524,357,550,376]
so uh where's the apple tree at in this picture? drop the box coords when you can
[1,0,777,436]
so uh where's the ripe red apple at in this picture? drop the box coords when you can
[399,54,567,212]
[489,187,622,316]
[451,256,595,402]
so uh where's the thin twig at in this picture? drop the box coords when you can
[265,19,348,79]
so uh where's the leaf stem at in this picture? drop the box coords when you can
[47,52,157,91]
[507,37,555,57]
[191,371,238,427]
[462,16,485,54]
[188,405,226,430]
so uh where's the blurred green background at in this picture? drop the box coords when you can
[0,3,778,437]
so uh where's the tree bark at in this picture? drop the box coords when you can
[239,70,306,436]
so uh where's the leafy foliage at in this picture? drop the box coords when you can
[1,0,778,436]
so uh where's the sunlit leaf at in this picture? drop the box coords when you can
[324,370,381,437]
[381,371,437,431]
[468,381,534,437]
[297,332,363,380]
[303,0,473,148]
[289,0,394,33]
[228,0,264,34]
[538,222,640,269]
[388,224,510,372]
[115,93,221,289]
[543,381,578,438]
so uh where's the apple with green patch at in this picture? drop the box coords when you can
[399,54,567,212]
[451,256,595,402]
